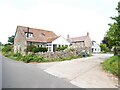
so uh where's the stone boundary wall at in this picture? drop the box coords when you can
[33,47,91,60]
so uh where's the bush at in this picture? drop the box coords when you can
[26,45,48,53]
[56,46,68,51]
[26,45,36,52]
[32,48,39,53]
[102,56,120,78]
[100,44,109,53]
[21,54,45,63]
[2,45,13,52]
[22,54,34,63]
[33,47,48,53]
[38,47,48,52]
[13,53,22,57]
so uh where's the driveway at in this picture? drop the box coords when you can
[31,54,118,88]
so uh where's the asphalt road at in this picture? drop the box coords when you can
[1,54,78,88]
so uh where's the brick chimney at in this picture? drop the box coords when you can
[67,34,70,40]
[87,32,89,36]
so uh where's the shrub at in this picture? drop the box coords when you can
[26,45,48,53]
[21,54,45,63]
[32,48,40,53]
[13,53,22,57]
[26,45,36,52]
[33,47,48,53]
[2,45,13,52]
[56,46,68,51]
[22,54,34,63]
[100,44,109,53]
[38,47,48,52]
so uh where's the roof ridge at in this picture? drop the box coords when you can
[71,35,87,39]
[17,25,52,32]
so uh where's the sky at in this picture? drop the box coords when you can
[0,0,119,44]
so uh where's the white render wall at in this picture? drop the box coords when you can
[52,36,70,45]
[92,42,101,53]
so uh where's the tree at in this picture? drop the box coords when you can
[105,1,120,55]
[102,36,112,49]
[8,35,15,45]
[100,44,109,53]
[0,42,2,46]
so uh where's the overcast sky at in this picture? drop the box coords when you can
[0,0,119,44]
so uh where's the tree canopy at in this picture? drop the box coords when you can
[101,1,120,55]
[8,35,15,45]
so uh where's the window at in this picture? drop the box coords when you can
[29,33,33,37]
[38,45,39,47]
[25,32,33,38]
[48,47,51,52]
[95,48,96,51]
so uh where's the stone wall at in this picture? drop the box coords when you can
[34,47,90,60]
[14,26,27,55]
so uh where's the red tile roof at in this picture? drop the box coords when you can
[17,25,58,43]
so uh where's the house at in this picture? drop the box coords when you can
[14,26,70,54]
[67,32,92,53]
[92,41,101,53]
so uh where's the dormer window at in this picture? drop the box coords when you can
[25,32,33,38]
[41,33,45,36]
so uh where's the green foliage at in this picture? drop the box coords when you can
[102,37,113,49]
[56,46,68,51]
[2,45,91,63]
[102,56,120,78]
[21,54,44,63]
[13,53,22,57]
[8,35,15,45]
[0,42,2,46]
[103,1,120,55]
[33,47,48,53]
[26,45,48,53]
[100,44,109,53]
[2,45,13,52]
[26,45,36,52]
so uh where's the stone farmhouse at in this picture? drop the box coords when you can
[14,26,70,55]
[67,32,92,53]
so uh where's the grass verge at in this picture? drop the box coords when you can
[102,56,120,78]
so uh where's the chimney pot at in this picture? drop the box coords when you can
[87,32,89,36]
[67,34,70,39]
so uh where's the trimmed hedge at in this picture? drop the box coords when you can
[33,47,48,53]
[26,45,48,53]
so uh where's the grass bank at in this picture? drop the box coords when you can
[102,56,120,78]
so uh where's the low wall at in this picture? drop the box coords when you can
[34,47,90,60]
